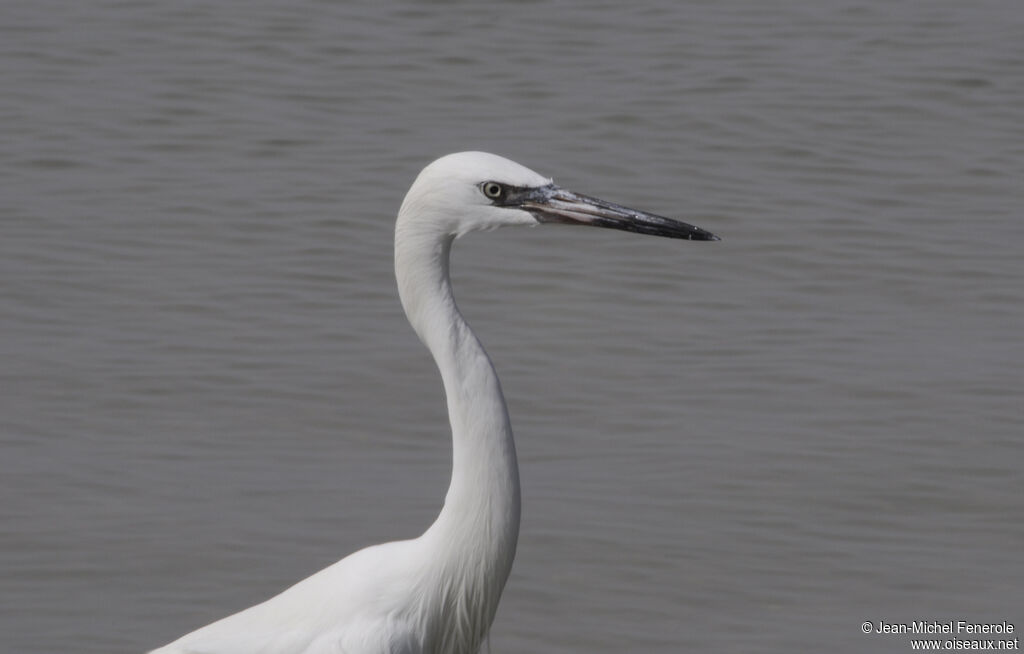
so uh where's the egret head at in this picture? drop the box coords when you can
[397,152,720,243]
[397,152,548,238]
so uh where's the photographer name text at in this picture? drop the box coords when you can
[872,621,1015,635]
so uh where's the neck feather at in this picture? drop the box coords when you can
[394,222,522,651]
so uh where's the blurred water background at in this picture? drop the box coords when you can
[2,2,1022,652]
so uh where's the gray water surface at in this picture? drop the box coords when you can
[2,2,1022,653]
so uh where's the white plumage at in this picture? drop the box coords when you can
[151,152,718,654]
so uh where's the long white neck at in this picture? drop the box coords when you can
[394,219,521,652]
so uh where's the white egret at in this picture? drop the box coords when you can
[151,152,719,654]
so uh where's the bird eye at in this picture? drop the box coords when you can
[481,182,504,200]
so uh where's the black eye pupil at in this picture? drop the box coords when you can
[484,183,502,199]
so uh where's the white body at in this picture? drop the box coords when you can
[151,153,552,654]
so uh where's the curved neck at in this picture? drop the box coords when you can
[394,223,521,643]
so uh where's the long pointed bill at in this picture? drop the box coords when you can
[515,185,720,241]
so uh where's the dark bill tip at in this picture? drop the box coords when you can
[516,186,721,242]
